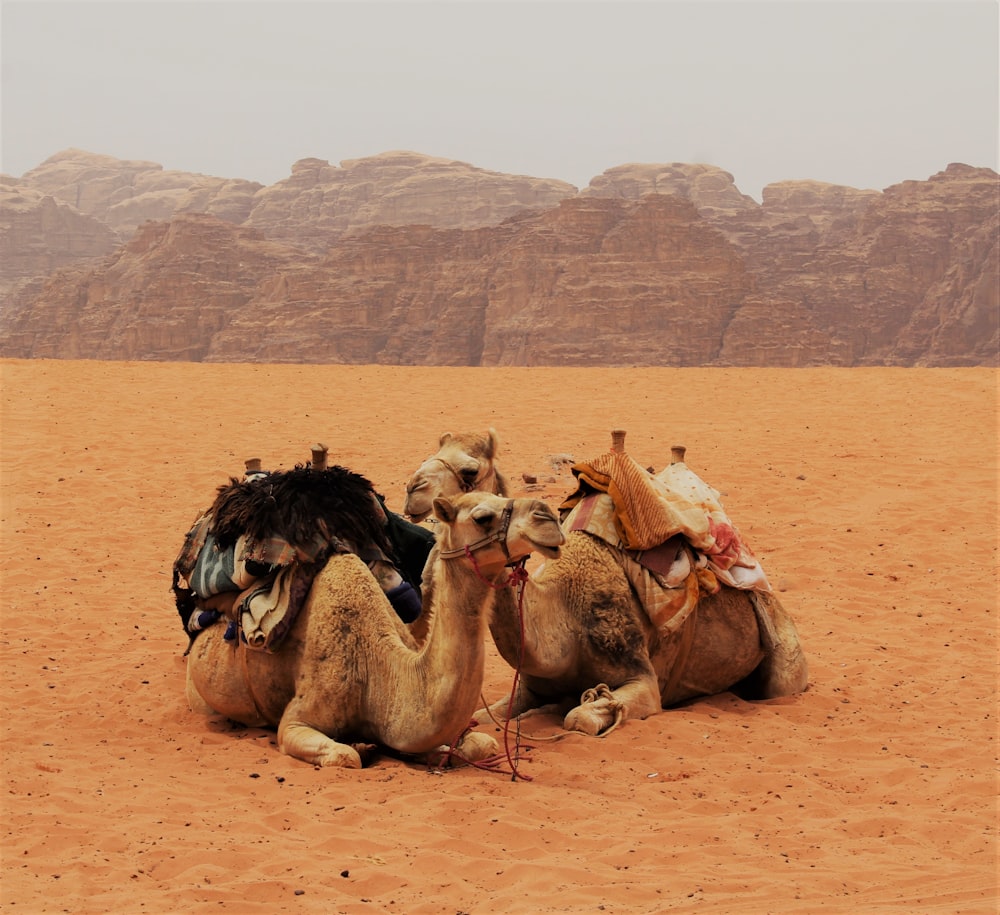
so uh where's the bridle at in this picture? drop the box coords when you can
[437,499,516,563]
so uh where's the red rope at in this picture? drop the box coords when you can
[501,562,532,781]
[433,554,534,781]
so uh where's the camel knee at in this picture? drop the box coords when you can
[747,641,809,699]
[756,597,809,697]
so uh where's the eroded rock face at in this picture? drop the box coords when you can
[0,214,308,361]
[243,151,578,252]
[13,148,263,240]
[479,195,753,366]
[717,164,999,366]
[1,151,996,366]
[582,161,760,217]
[0,183,121,307]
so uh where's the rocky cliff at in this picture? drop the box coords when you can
[0,180,121,307]
[245,151,577,252]
[1,150,996,366]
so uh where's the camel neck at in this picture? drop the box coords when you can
[376,553,496,754]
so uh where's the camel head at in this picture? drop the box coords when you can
[431,492,564,575]
[404,429,506,522]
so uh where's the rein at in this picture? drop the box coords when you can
[436,555,534,782]
[430,499,539,780]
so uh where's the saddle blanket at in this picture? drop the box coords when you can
[173,510,423,652]
[560,451,770,637]
[173,512,346,652]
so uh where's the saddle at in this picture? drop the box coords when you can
[559,446,770,638]
[172,464,434,653]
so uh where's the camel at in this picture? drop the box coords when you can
[403,429,509,522]
[184,490,565,767]
[403,430,808,737]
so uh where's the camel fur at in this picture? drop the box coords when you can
[185,491,565,767]
[404,430,808,737]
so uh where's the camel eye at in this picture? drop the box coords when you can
[471,510,494,528]
[459,466,479,484]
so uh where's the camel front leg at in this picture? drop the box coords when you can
[277,711,364,768]
[563,674,662,736]
[475,679,574,727]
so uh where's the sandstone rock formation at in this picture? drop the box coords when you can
[0,214,309,361]
[11,148,263,240]
[245,151,578,252]
[582,161,761,217]
[0,182,120,307]
[1,150,996,366]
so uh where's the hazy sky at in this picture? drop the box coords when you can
[2,0,997,200]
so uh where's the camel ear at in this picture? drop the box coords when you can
[485,427,500,459]
[432,496,458,524]
[438,432,453,446]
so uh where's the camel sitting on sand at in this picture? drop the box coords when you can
[403,430,808,737]
[185,490,565,767]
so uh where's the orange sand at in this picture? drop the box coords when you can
[1,359,996,914]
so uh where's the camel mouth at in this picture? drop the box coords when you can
[529,540,562,560]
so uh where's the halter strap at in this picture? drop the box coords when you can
[438,500,514,562]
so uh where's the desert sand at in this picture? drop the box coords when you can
[1,359,996,915]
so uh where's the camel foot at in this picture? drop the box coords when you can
[564,697,620,736]
[563,682,643,736]
[455,730,499,762]
[278,722,364,768]
[426,730,500,768]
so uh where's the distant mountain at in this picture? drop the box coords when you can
[1,149,996,366]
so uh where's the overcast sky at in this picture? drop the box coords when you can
[2,0,997,200]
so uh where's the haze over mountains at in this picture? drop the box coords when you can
[1,148,996,366]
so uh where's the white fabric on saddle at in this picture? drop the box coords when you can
[238,565,295,650]
[654,462,768,580]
